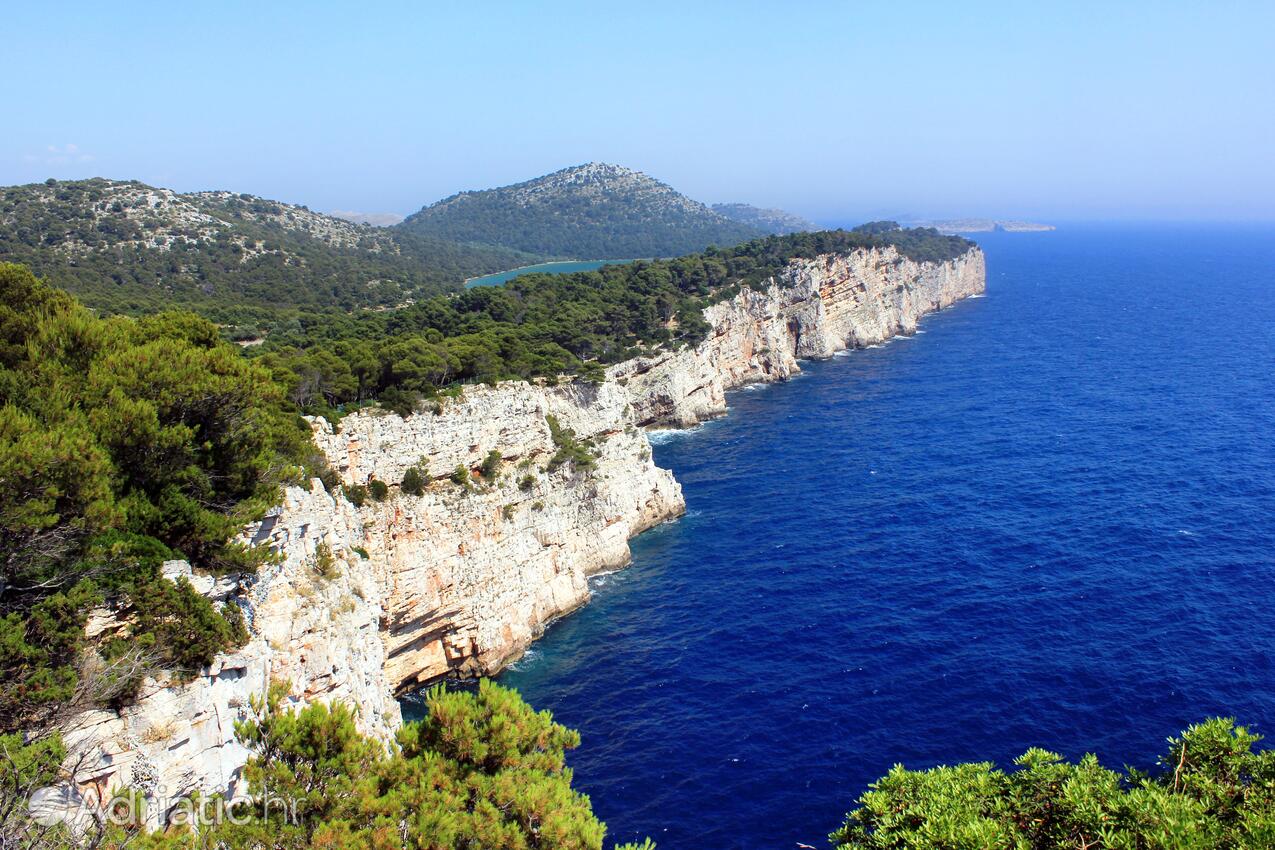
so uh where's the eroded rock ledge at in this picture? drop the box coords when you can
[56,245,984,817]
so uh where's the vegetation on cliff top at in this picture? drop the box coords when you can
[252,223,975,418]
[833,717,1275,849]
[0,263,308,735]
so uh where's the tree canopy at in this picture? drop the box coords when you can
[0,263,307,734]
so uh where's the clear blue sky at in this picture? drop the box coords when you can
[6,1,1272,222]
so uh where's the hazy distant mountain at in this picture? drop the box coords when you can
[329,209,405,227]
[0,178,534,313]
[711,203,816,235]
[909,218,1055,234]
[399,163,764,259]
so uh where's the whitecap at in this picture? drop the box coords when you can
[647,425,705,444]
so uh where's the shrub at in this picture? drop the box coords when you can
[831,717,1275,850]
[312,542,340,581]
[546,414,597,472]
[519,473,536,491]
[450,465,472,489]
[222,602,250,645]
[368,479,389,501]
[379,386,419,417]
[345,484,368,507]
[479,449,503,479]
[401,467,426,497]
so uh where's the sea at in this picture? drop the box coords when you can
[464,258,643,288]
[411,224,1275,848]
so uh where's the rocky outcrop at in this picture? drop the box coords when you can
[56,484,400,825]
[312,380,684,691]
[612,245,985,426]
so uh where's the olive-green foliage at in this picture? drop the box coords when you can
[546,415,596,472]
[480,449,503,480]
[0,264,304,732]
[401,467,426,497]
[450,465,473,489]
[312,542,340,582]
[519,473,537,491]
[368,479,389,501]
[109,680,647,850]
[344,483,368,507]
[833,717,1275,850]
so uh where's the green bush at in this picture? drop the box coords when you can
[546,414,597,472]
[401,467,426,496]
[450,465,472,489]
[222,602,250,645]
[344,484,368,507]
[104,680,650,850]
[479,449,503,479]
[368,479,389,501]
[312,542,340,581]
[0,265,303,732]
[519,473,536,491]
[832,717,1275,850]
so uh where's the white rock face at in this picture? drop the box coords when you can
[57,484,399,826]
[313,379,685,690]
[54,245,983,819]
[612,245,986,426]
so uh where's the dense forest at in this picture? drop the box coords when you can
[400,163,763,259]
[249,224,975,416]
[0,178,537,318]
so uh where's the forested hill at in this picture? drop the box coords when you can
[0,178,537,316]
[398,163,764,259]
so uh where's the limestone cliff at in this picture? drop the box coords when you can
[613,245,986,426]
[52,244,983,818]
[312,379,684,691]
[56,484,400,824]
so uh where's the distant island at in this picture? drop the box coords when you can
[711,202,817,235]
[908,218,1055,233]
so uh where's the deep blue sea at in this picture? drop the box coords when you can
[433,225,1275,848]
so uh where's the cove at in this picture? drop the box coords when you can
[468,225,1275,848]
[464,258,645,288]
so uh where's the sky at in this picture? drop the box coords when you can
[5,1,1273,223]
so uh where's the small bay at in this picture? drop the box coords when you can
[464,258,645,288]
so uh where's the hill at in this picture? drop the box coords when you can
[0,178,535,316]
[908,217,1055,233]
[711,202,817,235]
[398,163,763,259]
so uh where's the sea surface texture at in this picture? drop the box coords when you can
[418,225,1275,848]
